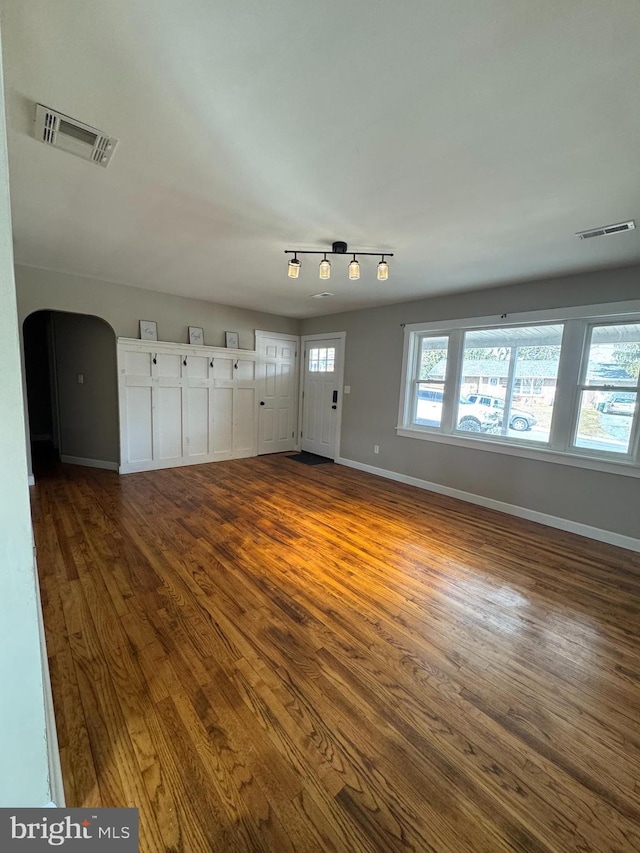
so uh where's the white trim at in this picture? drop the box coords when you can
[119,450,254,475]
[35,566,65,808]
[301,331,348,343]
[401,298,640,333]
[336,456,640,553]
[117,336,256,356]
[254,329,299,342]
[28,473,36,486]
[300,331,347,460]
[60,455,119,471]
[395,426,640,478]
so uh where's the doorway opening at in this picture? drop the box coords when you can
[23,310,120,481]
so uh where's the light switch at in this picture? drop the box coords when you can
[344,385,351,394]
[77,374,84,384]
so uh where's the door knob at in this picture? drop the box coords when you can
[332,405,337,409]
[260,401,265,406]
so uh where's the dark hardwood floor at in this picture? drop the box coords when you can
[31,454,640,852]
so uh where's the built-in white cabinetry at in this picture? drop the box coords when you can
[117,338,257,473]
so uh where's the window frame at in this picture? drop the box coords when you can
[569,321,640,460]
[409,333,452,430]
[397,300,640,478]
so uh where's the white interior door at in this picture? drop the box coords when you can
[300,335,344,459]
[256,332,299,455]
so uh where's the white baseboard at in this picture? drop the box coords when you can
[60,455,118,471]
[336,456,640,554]
[119,450,256,475]
[120,456,222,474]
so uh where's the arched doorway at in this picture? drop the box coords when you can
[23,310,120,479]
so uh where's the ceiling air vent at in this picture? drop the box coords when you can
[576,220,635,240]
[34,104,118,167]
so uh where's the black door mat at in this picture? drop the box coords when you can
[287,452,334,466]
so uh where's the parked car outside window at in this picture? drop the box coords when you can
[416,388,502,432]
[598,392,636,416]
[465,394,537,431]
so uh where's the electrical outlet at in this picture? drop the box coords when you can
[374,445,380,454]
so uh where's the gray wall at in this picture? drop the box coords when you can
[51,312,120,464]
[15,264,300,348]
[301,264,640,540]
[0,33,51,806]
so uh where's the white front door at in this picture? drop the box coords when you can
[301,335,344,459]
[256,332,299,455]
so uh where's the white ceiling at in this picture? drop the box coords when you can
[3,0,640,318]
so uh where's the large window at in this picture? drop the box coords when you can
[574,323,640,455]
[458,324,563,442]
[398,306,640,473]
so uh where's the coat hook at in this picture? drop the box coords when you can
[152,353,157,364]
[234,360,239,369]
[183,356,188,366]
[210,358,214,367]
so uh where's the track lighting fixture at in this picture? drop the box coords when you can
[284,241,393,282]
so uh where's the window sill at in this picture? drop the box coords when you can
[396,426,640,479]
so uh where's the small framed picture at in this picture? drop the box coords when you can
[189,326,204,346]
[225,331,240,349]
[139,320,158,341]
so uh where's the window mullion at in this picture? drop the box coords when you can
[441,330,462,433]
[549,319,586,451]
[399,329,417,427]
[501,347,518,437]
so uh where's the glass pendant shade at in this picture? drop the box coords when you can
[377,259,389,281]
[288,257,301,279]
[348,257,360,280]
[319,257,331,279]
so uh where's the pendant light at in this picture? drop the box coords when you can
[288,254,301,278]
[348,255,360,280]
[377,256,389,281]
[318,254,331,279]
